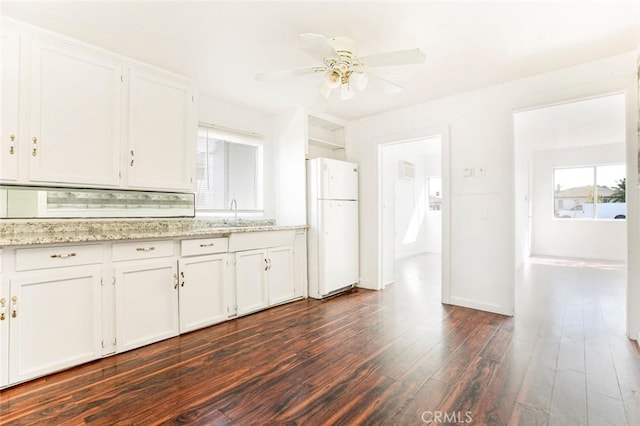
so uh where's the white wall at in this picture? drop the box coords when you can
[198,94,276,219]
[530,144,626,260]
[273,108,307,226]
[347,52,637,320]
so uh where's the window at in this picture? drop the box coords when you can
[553,164,625,219]
[428,177,442,211]
[196,126,263,214]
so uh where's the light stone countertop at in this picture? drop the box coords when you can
[0,218,307,247]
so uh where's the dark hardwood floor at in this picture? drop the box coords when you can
[1,254,639,425]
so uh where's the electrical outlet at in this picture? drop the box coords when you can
[464,167,474,177]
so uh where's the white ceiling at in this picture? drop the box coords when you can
[1,1,638,121]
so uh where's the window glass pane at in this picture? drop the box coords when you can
[195,126,263,213]
[196,134,225,210]
[554,167,594,218]
[428,177,442,211]
[227,143,257,210]
[596,164,626,219]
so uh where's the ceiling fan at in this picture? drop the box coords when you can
[255,33,426,100]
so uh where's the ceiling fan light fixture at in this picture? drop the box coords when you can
[324,69,341,89]
[340,82,355,100]
[351,72,369,92]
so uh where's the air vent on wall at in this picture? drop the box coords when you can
[398,161,415,180]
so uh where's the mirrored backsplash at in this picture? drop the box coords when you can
[0,186,195,219]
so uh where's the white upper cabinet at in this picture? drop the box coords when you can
[29,39,122,186]
[127,69,195,191]
[0,18,197,192]
[0,28,20,182]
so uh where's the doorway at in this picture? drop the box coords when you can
[378,136,446,295]
[514,93,627,265]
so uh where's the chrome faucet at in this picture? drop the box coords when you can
[230,198,238,221]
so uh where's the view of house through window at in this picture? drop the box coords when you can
[428,177,442,211]
[553,164,626,219]
[196,126,263,213]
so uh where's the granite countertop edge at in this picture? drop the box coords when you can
[0,220,308,247]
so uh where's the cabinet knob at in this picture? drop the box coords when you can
[32,136,37,157]
[11,296,17,318]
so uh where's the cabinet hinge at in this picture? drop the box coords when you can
[113,338,117,346]
[119,171,122,179]
[121,75,124,83]
[101,278,104,286]
[192,95,194,102]
[112,277,116,286]
[101,340,105,349]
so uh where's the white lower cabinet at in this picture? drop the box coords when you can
[293,230,307,298]
[235,245,294,316]
[0,259,7,387]
[9,265,103,384]
[114,258,179,352]
[235,249,270,316]
[178,254,232,333]
[0,228,307,388]
[267,246,295,306]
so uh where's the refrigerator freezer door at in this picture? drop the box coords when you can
[319,158,358,200]
[319,200,359,294]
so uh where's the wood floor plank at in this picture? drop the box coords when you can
[548,369,588,425]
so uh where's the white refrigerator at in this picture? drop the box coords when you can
[307,157,359,299]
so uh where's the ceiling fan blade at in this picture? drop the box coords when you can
[358,48,426,67]
[300,33,339,60]
[255,66,324,82]
[366,72,403,94]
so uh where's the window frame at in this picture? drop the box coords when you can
[195,124,264,218]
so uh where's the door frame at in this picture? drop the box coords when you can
[376,126,451,303]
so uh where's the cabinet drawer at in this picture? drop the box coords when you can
[112,240,174,262]
[181,237,228,257]
[228,230,295,252]
[16,244,103,271]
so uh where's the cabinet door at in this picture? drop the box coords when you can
[178,254,230,333]
[0,274,8,387]
[235,249,268,316]
[8,266,102,384]
[293,231,307,299]
[29,40,122,186]
[267,246,295,306]
[0,28,20,182]
[127,69,195,191]
[114,259,178,352]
